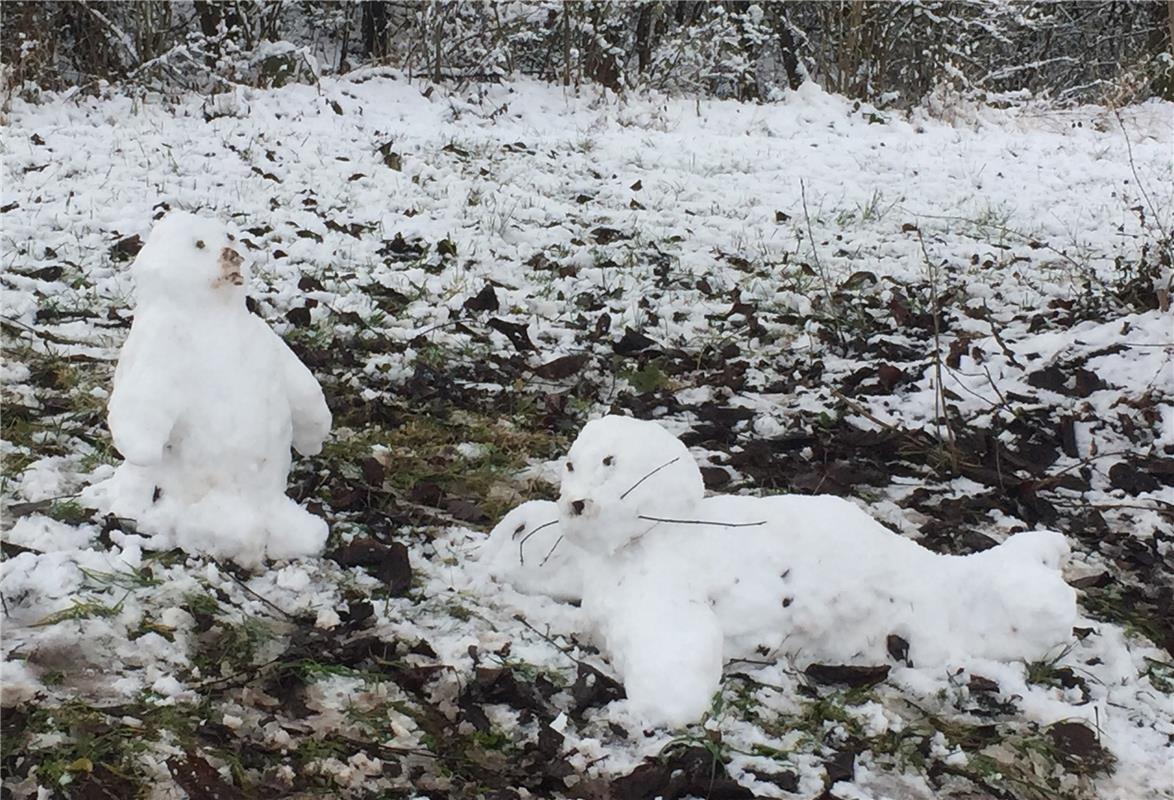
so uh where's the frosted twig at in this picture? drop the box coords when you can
[539,535,565,567]
[1114,108,1168,244]
[219,564,295,620]
[799,178,841,346]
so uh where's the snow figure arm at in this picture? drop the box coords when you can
[275,335,331,456]
[107,329,182,465]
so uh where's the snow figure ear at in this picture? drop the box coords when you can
[557,415,704,555]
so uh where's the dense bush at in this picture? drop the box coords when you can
[2,1,1171,105]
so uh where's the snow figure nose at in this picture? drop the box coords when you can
[221,247,243,268]
[570,499,586,516]
[218,247,245,285]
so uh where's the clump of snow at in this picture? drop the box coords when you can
[490,415,1077,728]
[0,660,43,708]
[3,514,96,552]
[13,455,81,502]
[81,211,332,569]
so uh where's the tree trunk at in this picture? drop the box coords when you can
[432,4,444,83]
[362,1,389,59]
[194,1,221,38]
[774,9,804,90]
[562,6,571,86]
[635,4,654,73]
[1168,0,1174,62]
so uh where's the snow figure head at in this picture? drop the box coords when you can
[557,416,704,556]
[480,500,583,601]
[485,501,563,568]
[131,211,247,306]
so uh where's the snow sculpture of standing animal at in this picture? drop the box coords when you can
[553,415,1076,727]
[84,211,332,569]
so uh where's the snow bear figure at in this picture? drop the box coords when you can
[556,415,705,556]
[478,500,584,602]
[85,211,332,569]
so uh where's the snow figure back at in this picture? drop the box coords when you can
[84,211,332,569]
[556,415,704,556]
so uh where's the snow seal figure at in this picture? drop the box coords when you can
[83,211,332,569]
[550,416,1077,728]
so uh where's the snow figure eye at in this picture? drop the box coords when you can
[602,455,614,466]
[514,523,525,535]
[565,461,574,472]
[226,232,235,242]
[195,239,206,249]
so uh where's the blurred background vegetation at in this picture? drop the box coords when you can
[2,1,1172,106]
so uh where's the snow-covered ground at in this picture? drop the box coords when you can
[2,75,1172,799]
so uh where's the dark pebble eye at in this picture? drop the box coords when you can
[565,461,574,472]
[195,239,206,249]
[603,456,614,466]
[226,233,235,241]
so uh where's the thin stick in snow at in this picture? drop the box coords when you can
[517,519,558,565]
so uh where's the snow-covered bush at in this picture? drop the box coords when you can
[1,1,1169,105]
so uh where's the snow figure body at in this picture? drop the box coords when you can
[550,416,1076,727]
[689,494,1075,668]
[478,500,584,602]
[85,211,331,569]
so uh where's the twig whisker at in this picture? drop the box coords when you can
[620,456,682,500]
[539,535,565,567]
[517,519,559,565]
[637,515,765,527]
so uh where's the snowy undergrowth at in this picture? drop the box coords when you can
[2,76,1172,799]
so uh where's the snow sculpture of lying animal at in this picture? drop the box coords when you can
[553,416,1077,727]
[84,211,332,569]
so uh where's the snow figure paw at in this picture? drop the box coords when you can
[557,415,705,556]
[80,462,157,523]
[602,588,724,728]
[169,489,269,571]
[479,500,584,602]
[264,495,329,563]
